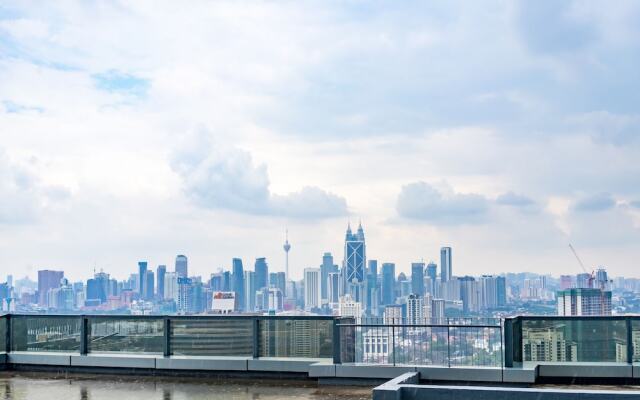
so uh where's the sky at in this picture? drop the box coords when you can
[1,1,639,282]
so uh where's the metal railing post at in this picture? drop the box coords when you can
[252,318,260,359]
[503,318,513,368]
[80,316,88,355]
[627,317,633,364]
[163,317,171,357]
[392,324,396,366]
[333,318,341,364]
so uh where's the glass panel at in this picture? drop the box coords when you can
[0,316,6,352]
[88,318,164,354]
[522,318,627,363]
[259,319,333,358]
[11,316,81,352]
[632,319,640,363]
[170,318,253,356]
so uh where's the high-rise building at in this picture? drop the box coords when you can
[232,258,245,311]
[156,265,166,300]
[144,270,155,300]
[175,255,188,278]
[37,270,64,307]
[304,268,321,311]
[138,261,148,295]
[328,272,340,305]
[86,272,109,305]
[365,260,378,315]
[459,276,479,313]
[406,294,424,324]
[381,263,396,306]
[339,294,361,318]
[244,271,256,312]
[320,252,338,303]
[342,223,366,299]
[560,275,573,290]
[164,272,178,301]
[432,298,446,322]
[440,247,452,282]
[557,288,612,316]
[383,304,403,324]
[426,262,437,294]
[255,258,269,292]
[177,277,194,314]
[576,273,593,289]
[411,262,425,297]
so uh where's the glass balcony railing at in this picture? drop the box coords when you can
[2,314,640,368]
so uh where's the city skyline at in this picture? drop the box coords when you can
[1,2,640,280]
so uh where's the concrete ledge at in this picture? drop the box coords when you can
[8,352,72,366]
[336,364,416,379]
[538,363,632,378]
[308,362,336,377]
[156,356,249,371]
[373,372,419,400]
[248,358,324,373]
[70,354,157,369]
[418,366,502,382]
[392,384,640,400]
[502,366,537,383]
[633,364,640,378]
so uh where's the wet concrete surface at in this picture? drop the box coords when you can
[0,371,373,400]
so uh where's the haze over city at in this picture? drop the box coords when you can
[1,1,640,282]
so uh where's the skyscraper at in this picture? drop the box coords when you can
[232,258,245,311]
[244,271,256,312]
[175,255,188,278]
[411,262,425,296]
[304,268,321,311]
[37,270,64,307]
[440,247,452,282]
[328,272,340,304]
[156,265,166,300]
[138,261,148,295]
[381,263,396,306]
[145,270,155,300]
[343,222,366,298]
[320,252,337,303]
[255,257,269,292]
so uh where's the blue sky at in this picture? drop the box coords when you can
[0,1,639,280]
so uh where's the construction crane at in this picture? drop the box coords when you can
[568,243,590,275]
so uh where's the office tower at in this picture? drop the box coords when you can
[145,270,155,300]
[177,277,194,314]
[560,275,573,290]
[459,276,480,313]
[479,275,498,310]
[138,261,148,295]
[381,263,396,305]
[440,247,452,282]
[411,262,425,296]
[269,272,278,288]
[38,270,64,307]
[48,279,74,311]
[328,272,340,304]
[557,288,612,316]
[175,254,188,278]
[576,273,593,289]
[209,273,223,291]
[320,252,338,303]
[156,265,166,300]
[255,257,269,292]
[432,298,446,322]
[406,294,425,324]
[304,268,321,311]
[276,272,286,296]
[164,272,178,301]
[232,258,245,311]
[268,288,284,311]
[86,272,109,305]
[496,276,507,307]
[244,271,256,312]
[426,262,437,293]
[283,230,291,282]
[342,222,366,298]
[595,267,609,290]
[365,260,378,315]
[222,271,231,291]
